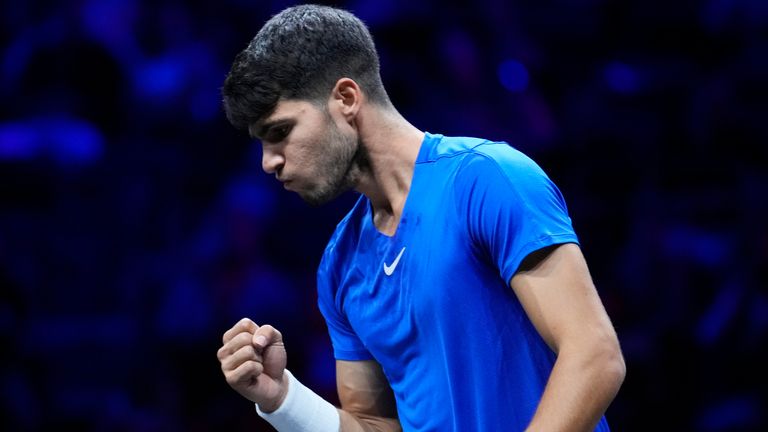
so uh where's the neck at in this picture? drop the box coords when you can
[353,105,424,236]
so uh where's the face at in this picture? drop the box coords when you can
[251,99,363,206]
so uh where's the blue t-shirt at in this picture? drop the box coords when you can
[317,133,610,431]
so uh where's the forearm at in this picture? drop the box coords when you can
[257,370,399,432]
[526,342,625,432]
[336,359,401,432]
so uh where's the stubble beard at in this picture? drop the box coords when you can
[299,122,368,207]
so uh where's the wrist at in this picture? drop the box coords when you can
[257,372,290,413]
[255,369,340,432]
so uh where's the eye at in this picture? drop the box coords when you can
[267,124,292,142]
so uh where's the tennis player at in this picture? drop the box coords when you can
[217,5,625,431]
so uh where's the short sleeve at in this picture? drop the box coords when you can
[456,145,579,284]
[316,250,373,361]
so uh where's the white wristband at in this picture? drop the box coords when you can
[255,369,340,432]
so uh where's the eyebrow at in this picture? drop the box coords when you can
[250,117,293,140]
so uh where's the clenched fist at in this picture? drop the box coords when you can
[217,318,288,412]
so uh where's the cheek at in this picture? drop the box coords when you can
[285,139,321,174]
[285,119,336,173]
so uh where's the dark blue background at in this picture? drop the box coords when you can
[1,0,766,430]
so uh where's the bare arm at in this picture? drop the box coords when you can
[217,319,399,432]
[337,360,401,432]
[510,243,625,432]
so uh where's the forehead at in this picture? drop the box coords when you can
[249,99,321,137]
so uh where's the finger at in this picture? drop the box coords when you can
[221,343,263,372]
[252,324,283,350]
[226,359,264,386]
[223,318,258,344]
[218,332,257,361]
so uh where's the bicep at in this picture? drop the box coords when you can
[337,360,400,431]
[510,243,617,353]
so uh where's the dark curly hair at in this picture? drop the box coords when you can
[222,5,390,130]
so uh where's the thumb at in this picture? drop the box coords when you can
[252,325,287,380]
[252,325,283,350]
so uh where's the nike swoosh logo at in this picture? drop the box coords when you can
[383,247,406,276]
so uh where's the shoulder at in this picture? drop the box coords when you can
[448,140,571,236]
[440,139,552,202]
[422,134,547,181]
[419,134,489,161]
[463,141,549,182]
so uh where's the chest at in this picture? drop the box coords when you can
[336,197,496,361]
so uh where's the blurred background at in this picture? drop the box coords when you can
[1,0,766,430]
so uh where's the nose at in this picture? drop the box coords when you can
[261,147,285,175]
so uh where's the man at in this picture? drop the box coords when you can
[216,5,625,431]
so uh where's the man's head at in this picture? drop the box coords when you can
[222,5,387,206]
[222,4,389,130]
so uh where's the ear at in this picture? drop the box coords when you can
[330,78,361,122]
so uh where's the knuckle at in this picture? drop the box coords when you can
[240,317,258,330]
[220,356,234,373]
[260,324,281,338]
[233,344,252,360]
[228,332,245,349]
[233,361,261,383]
[243,344,257,358]
[237,332,253,345]
[249,360,264,375]
[224,370,237,385]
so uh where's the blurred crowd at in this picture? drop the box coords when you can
[1,0,766,430]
